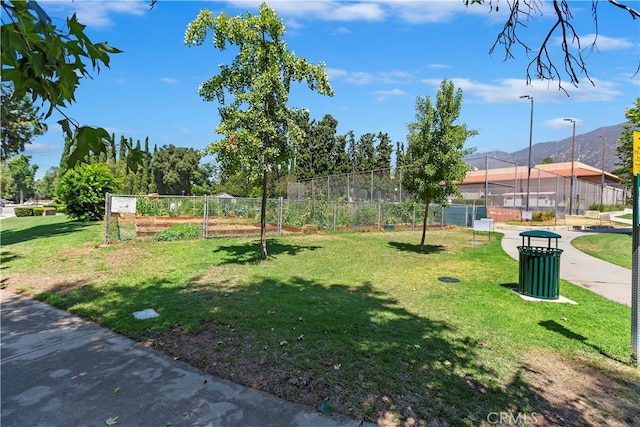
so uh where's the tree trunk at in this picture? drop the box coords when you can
[260,168,269,260]
[420,202,429,252]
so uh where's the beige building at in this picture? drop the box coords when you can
[460,161,625,211]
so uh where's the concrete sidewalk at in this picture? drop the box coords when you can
[497,225,632,306]
[0,290,373,427]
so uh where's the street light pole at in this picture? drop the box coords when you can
[600,135,606,208]
[520,95,534,212]
[564,118,577,215]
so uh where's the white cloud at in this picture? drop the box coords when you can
[23,142,58,155]
[374,88,409,101]
[326,68,415,85]
[231,1,385,22]
[420,77,623,104]
[225,0,500,24]
[575,34,636,52]
[545,117,584,129]
[161,77,179,84]
[44,0,148,29]
[103,127,139,136]
[427,64,451,70]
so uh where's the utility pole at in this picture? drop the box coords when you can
[564,118,576,215]
[520,95,534,213]
[600,135,606,208]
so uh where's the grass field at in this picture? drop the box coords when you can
[1,215,639,426]
[572,232,633,269]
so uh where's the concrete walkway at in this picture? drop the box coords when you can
[0,290,373,427]
[497,224,632,306]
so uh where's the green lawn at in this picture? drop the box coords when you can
[572,232,632,269]
[1,216,638,426]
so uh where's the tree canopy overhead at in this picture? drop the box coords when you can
[1,83,46,160]
[1,0,141,169]
[466,0,640,92]
[185,2,334,259]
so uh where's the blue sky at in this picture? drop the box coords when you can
[25,0,640,178]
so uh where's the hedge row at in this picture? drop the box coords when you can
[13,207,60,217]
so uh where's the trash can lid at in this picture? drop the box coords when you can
[519,230,561,239]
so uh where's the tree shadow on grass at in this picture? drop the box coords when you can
[387,241,445,254]
[211,239,322,265]
[539,320,630,364]
[0,219,94,246]
[28,269,640,426]
[0,251,21,267]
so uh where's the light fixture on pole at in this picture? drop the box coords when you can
[520,95,534,212]
[564,118,577,215]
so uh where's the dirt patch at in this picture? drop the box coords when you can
[150,322,640,426]
[519,351,640,426]
[1,244,145,295]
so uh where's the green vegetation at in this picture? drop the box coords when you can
[588,204,631,212]
[56,163,119,221]
[153,224,202,241]
[572,233,632,269]
[1,215,637,425]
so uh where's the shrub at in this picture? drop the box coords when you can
[588,203,630,212]
[14,207,34,217]
[44,204,65,213]
[56,164,120,221]
[532,210,555,221]
[153,224,202,241]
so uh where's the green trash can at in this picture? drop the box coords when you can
[517,230,563,300]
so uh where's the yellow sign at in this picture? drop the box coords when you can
[634,131,640,176]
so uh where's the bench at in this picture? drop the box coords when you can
[599,213,612,227]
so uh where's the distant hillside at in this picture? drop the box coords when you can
[467,123,627,172]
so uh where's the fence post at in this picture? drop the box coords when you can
[413,204,416,229]
[203,195,209,239]
[378,201,381,230]
[103,192,111,246]
[485,155,489,208]
[465,204,469,227]
[333,203,337,231]
[370,171,373,203]
[278,197,283,235]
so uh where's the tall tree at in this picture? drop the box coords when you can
[615,97,640,190]
[151,144,201,195]
[4,154,38,203]
[356,133,376,172]
[346,130,357,172]
[291,109,314,179]
[374,132,393,171]
[37,166,59,200]
[402,79,477,251]
[1,84,47,160]
[311,114,339,177]
[332,134,352,175]
[185,3,333,259]
[395,141,406,171]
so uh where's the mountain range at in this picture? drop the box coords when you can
[467,123,627,173]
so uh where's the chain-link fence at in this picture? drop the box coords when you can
[288,156,626,212]
[104,193,486,243]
